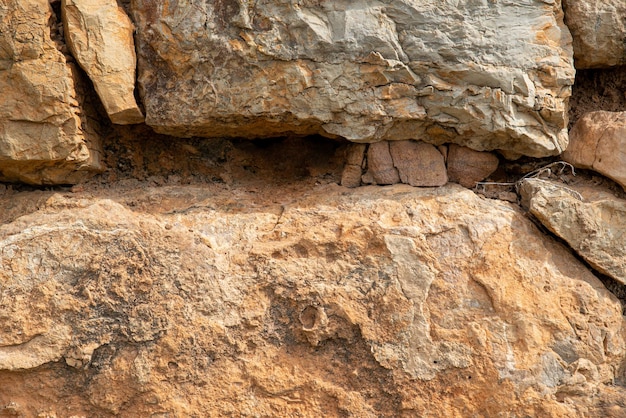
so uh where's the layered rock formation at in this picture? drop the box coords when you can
[0,183,624,416]
[1,0,626,416]
[132,0,575,157]
[2,0,625,185]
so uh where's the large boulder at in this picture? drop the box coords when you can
[62,0,144,125]
[563,0,626,68]
[563,111,626,190]
[132,0,575,158]
[0,0,103,184]
[0,184,623,416]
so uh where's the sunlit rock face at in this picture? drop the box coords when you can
[132,0,575,157]
[0,184,624,416]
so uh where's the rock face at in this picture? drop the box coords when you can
[563,111,626,190]
[62,0,144,124]
[0,0,103,184]
[520,178,626,286]
[132,0,575,157]
[0,184,624,416]
[563,0,626,68]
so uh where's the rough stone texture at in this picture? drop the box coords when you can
[0,183,624,416]
[132,0,575,157]
[447,144,499,188]
[562,111,626,190]
[340,143,366,188]
[389,141,447,187]
[563,0,626,69]
[364,141,400,185]
[62,0,144,124]
[520,178,626,286]
[0,0,103,184]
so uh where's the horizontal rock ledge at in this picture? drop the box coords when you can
[132,0,575,158]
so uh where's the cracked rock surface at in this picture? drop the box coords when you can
[0,0,103,184]
[132,0,575,157]
[521,178,626,286]
[0,182,624,416]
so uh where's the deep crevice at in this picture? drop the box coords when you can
[569,65,626,129]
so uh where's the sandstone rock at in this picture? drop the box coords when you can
[0,183,623,416]
[389,141,447,187]
[562,111,626,190]
[520,178,626,285]
[132,0,574,157]
[62,0,144,124]
[0,0,103,184]
[364,141,400,185]
[563,0,626,68]
[447,144,499,188]
[340,143,366,187]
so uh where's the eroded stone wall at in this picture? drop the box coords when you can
[1,1,626,416]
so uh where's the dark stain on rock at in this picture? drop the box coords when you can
[213,0,240,29]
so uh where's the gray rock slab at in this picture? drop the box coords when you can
[132,0,575,157]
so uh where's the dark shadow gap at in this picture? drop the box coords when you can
[569,65,626,128]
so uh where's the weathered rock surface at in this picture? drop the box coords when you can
[0,183,624,416]
[520,178,626,286]
[563,111,626,190]
[132,0,574,157]
[340,143,366,188]
[350,140,447,187]
[62,0,144,125]
[364,141,400,185]
[447,144,499,188]
[0,0,103,184]
[563,0,626,68]
[389,141,447,187]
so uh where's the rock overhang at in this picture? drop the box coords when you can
[132,0,575,158]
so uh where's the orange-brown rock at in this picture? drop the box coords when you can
[340,143,366,188]
[563,111,626,190]
[62,0,144,125]
[0,0,103,184]
[447,144,499,188]
[389,141,447,187]
[0,182,623,416]
[363,141,400,185]
[563,0,626,68]
[520,178,626,286]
